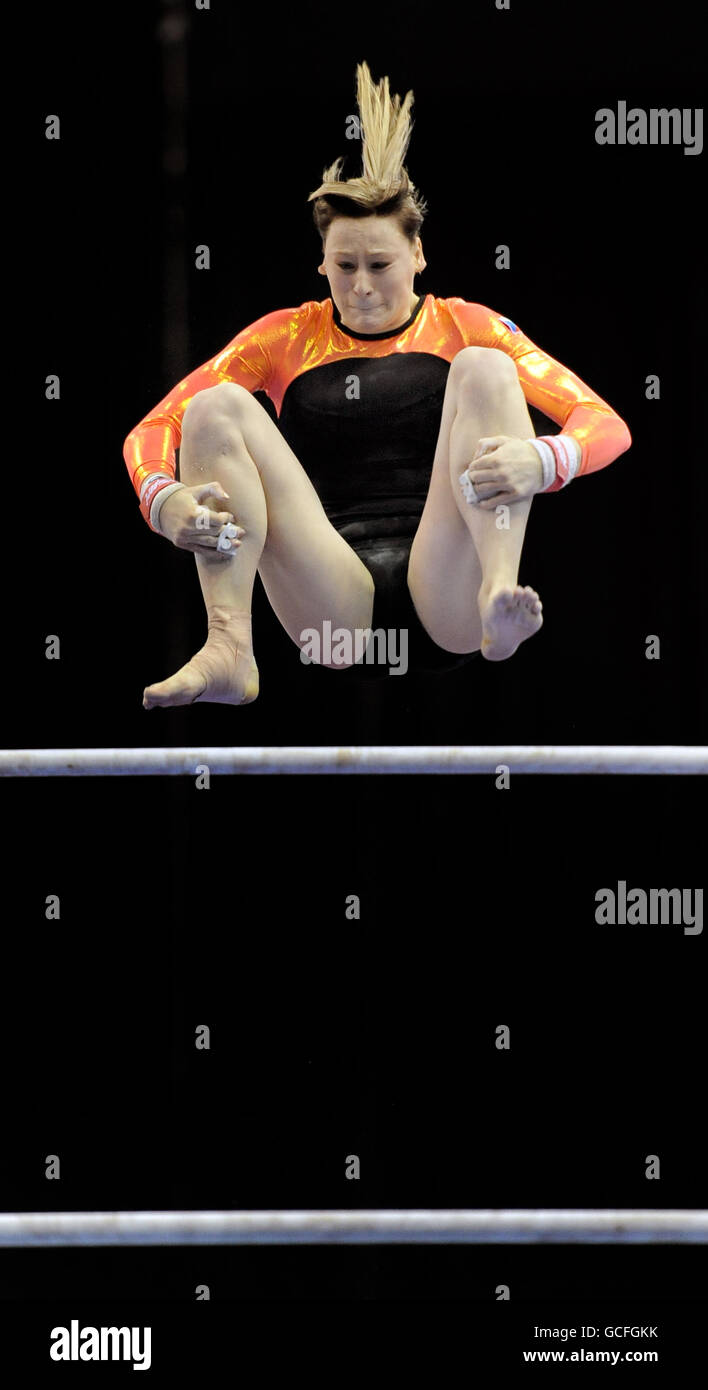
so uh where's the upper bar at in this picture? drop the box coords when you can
[0,746,706,776]
[0,1209,706,1246]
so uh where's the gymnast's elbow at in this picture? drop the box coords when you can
[615,418,632,455]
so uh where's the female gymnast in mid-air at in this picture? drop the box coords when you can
[125,60,631,707]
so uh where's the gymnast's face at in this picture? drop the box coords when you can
[318,216,426,333]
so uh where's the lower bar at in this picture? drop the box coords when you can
[0,1209,706,1246]
[1,746,707,777]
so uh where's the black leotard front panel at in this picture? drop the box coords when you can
[277,352,451,531]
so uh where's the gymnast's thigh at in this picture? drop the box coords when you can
[177,432,375,655]
[257,520,375,653]
[324,533,481,681]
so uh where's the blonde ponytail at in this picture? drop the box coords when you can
[308,61,427,241]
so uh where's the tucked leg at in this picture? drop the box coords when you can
[407,346,542,660]
[143,382,375,708]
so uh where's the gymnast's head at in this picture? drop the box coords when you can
[308,61,428,335]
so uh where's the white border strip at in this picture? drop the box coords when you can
[1,746,706,777]
[0,1209,706,1246]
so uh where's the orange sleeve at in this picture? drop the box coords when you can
[446,298,632,479]
[123,304,303,509]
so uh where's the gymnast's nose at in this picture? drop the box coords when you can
[351,271,374,298]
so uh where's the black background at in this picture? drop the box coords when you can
[4,0,706,1374]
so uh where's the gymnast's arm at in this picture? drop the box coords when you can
[122,306,290,541]
[446,299,632,492]
[509,334,632,491]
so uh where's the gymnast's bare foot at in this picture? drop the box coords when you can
[143,607,259,708]
[478,583,543,661]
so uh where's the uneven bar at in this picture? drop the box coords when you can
[0,1209,706,1246]
[1,745,707,777]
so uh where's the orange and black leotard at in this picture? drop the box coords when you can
[124,293,631,676]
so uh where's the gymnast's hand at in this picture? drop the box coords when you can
[463,436,544,507]
[158,482,245,559]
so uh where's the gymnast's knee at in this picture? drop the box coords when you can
[298,619,377,672]
[181,382,254,444]
[450,345,520,396]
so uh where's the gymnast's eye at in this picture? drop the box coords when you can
[337,263,390,271]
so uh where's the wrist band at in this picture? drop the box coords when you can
[527,438,556,491]
[150,482,186,533]
[527,435,581,492]
[139,471,173,503]
[138,472,185,532]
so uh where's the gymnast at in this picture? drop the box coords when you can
[124,60,631,707]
